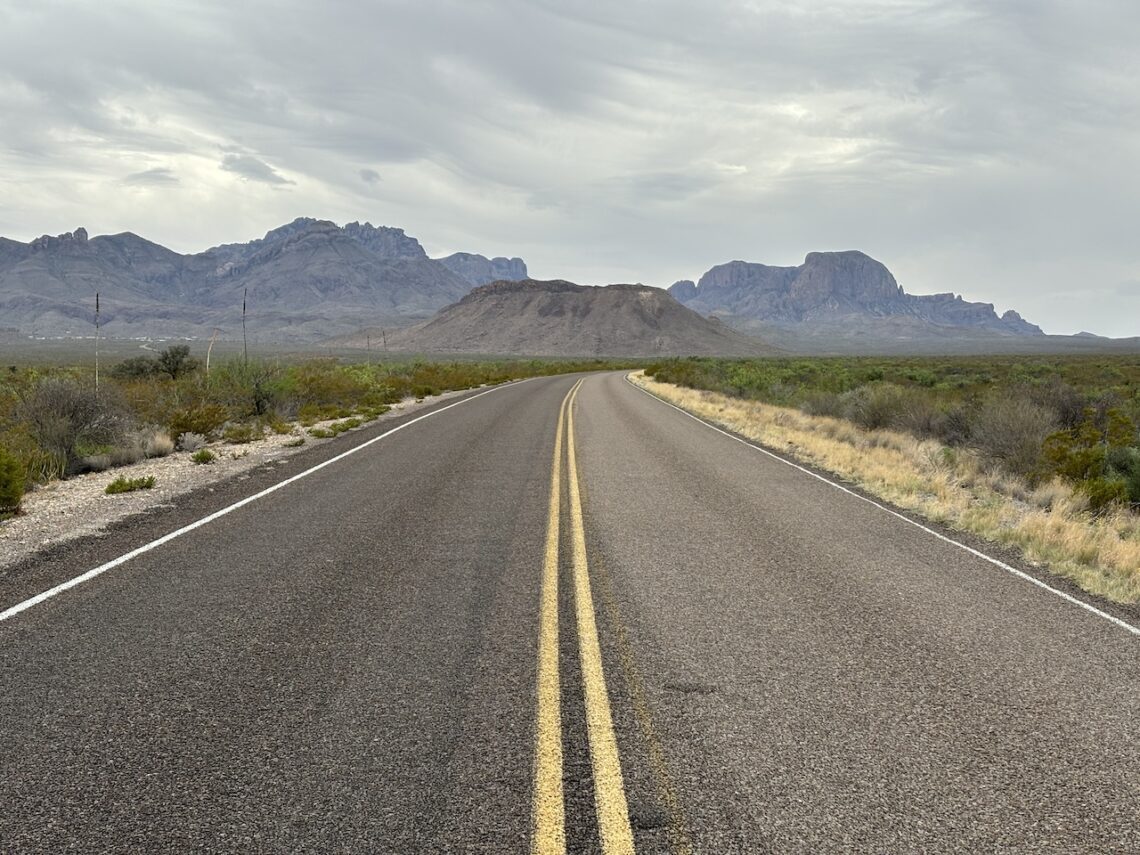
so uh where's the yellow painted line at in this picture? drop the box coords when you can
[531,379,579,854]
[566,380,635,855]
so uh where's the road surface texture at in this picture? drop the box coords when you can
[1,372,1137,853]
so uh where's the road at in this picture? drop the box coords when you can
[1,372,1137,853]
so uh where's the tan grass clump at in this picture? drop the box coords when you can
[632,372,1140,604]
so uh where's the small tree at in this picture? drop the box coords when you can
[157,345,200,380]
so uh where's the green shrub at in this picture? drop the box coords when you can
[0,445,24,517]
[329,417,362,435]
[110,355,160,380]
[308,427,334,438]
[169,404,228,443]
[156,345,200,380]
[222,422,261,444]
[283,437,305,447]
[191,449,216,465]
[105,475,156,494]
[1081,477,1129,514]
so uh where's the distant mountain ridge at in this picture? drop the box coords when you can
[0,219,529,341]
[339,278,776,357]
[670,251,1044,345]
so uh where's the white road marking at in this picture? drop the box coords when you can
[628,375,1140,639]
[1,382,528,624]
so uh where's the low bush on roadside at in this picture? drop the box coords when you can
[190,449,216,465]
[222,422,261,444]
[105,475,156,494]
[0,445,24,517]
[18,377,132,478]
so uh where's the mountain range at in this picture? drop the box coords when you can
[0,219,527,342]
[668,251,1047,352]
[4,220,1131,356]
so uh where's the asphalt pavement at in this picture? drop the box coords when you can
[1,372,1137,853]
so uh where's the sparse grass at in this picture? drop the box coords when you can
[105,474,156,495]
[283,436,305,447]
[329,417,362,434]
[308,427,334,439]
[633,372,1140,604]
[190,449,216,465]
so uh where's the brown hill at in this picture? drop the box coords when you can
[339,279,775,357]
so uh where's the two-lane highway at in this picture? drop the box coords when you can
[1,372,1137,853]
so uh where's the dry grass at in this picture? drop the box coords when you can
[632,372,1140,604]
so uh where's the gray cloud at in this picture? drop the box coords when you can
[220,154,292,186]
[121,168,179,186]
[1,1,1140,335]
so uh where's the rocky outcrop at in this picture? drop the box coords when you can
[342,221,428,260]
[342,279,776,357]
[670,250,1044,337]
[437,252,528,287]
[30,227,88,252]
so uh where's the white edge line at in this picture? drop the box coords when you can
[626,374,1140,639]
[1,381,529,624]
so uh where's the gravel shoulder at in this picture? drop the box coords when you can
[0,389,473,575]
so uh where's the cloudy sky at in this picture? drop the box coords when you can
[2,0,1138,335]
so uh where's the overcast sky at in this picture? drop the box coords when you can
[2,0,1139,335]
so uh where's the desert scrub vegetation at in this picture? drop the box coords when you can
[190,449,216,465]
[104,475,156,495]
[634,369,1140,604]
[647,356,1140,513]
[0,352,637,497]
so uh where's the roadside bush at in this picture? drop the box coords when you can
[1082,477,1129,514]
[169,404,228,443]
[0,445,24,517]
[105,475,156,494]
[222,422,261,444]
[209,360,286,418]
[800,391,844,418]
[840,383,909,431]
[971,395,1058,479]
[191,449,216,465]
[18,378,132,477]
[145,430,175,458]
[177,432,207,452]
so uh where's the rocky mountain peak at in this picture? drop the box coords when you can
[342,221,427,260]
[669,280,698,302]
[671,249,1046,340]
[30,227,88,252]
[437,252,527,287]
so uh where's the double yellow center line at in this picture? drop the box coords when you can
[533,379,635,854]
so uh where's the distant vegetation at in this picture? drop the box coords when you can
[0,349,636,517]
[648,356,1140,513]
